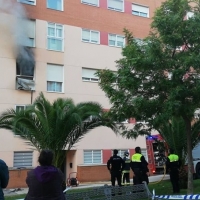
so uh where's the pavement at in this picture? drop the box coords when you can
[3,174,170,197]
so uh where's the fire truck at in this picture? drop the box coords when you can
[146,134,200,178]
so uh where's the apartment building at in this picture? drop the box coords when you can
[0,0,162,186]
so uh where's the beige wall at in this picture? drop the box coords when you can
[75,126,146,151]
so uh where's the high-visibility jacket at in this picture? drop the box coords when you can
[131,153,149,174]
[131,153,142,162]
[167,154,180,169]
[168,154,179,162]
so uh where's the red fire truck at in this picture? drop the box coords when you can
[146,134,200,178]
[146,134,168,175]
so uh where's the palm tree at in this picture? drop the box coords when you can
[0,92,118,169]
[156,117,200,188]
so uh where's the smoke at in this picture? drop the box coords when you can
[0,0,35,77]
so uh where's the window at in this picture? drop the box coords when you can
[82,29,100,44]
[141,149,148,161]
[118,149,129,158]
[47,64,63,92]
[84,150,102,164]
[15,105,32,112]
[132,4,149,18]
[108,34,125,47]
[16,47,35,80]
[47,0,63,11]
[82,68,99,82]
[47,23,64,51]
[24,19,36,47]
[17,0,36,5]
[108,0,124,12]
[13,151,33,168]
[81,0,99,6]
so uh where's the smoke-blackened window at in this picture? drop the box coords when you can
[16,47,35,79]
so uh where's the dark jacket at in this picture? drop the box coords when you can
[25,165,65,200]
[166,154,181,172]
[107,155,125,171]
[122,157,131,172]
[0,159,9,200]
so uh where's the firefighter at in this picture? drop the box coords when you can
[166,148,181,194]
[131,146,149,185]
[107,149,125,186]
[121,151,131,186]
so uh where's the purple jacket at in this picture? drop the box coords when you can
[25,166,65,200]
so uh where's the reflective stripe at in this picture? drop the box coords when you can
[122,170,130,173]
[132,153,142,162]
[168,154,179,162]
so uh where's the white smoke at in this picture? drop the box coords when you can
[0,0,30,49]
[0,0,35,75]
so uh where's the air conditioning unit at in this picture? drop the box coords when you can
[16,77,35,91]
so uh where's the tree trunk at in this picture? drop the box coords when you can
[185,118,193,194]
[54,150,66,170]
[179,166,187,189]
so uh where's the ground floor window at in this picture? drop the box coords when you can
[13,151,33,168]
[83,150,102,164]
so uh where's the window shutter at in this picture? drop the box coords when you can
[27,20,35,38]
[14,151,33,168]
[84,150,92,164]
[47,64,63,82]
[82,0,98,5]
[82,68,97,79]
[108,0,123,10]
[132,4,149,14]
[93,150,102,163]
[83,150,102,164]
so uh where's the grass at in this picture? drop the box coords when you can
[5,179,200,200]
[148,179,200,195]
[5,194,26,200]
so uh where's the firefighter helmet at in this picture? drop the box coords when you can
[124,151,129,157]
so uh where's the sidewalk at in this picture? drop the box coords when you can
[3,174,169,197]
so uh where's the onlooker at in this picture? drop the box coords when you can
[131,146,149,185]
[0,159,9,200]
[25,150,66,200]
[166,148,181,194]
[107,149,125,186]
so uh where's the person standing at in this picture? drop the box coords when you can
[107,149,125,186]
[131,146,149,185]
[166,148,181,194]
[25,150,66,200]
[0,159,9,200]
[121,151,131,186]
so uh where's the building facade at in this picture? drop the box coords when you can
[0,0,162,186]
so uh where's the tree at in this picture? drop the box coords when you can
[0,92,117,169]
[97,0,200,194]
